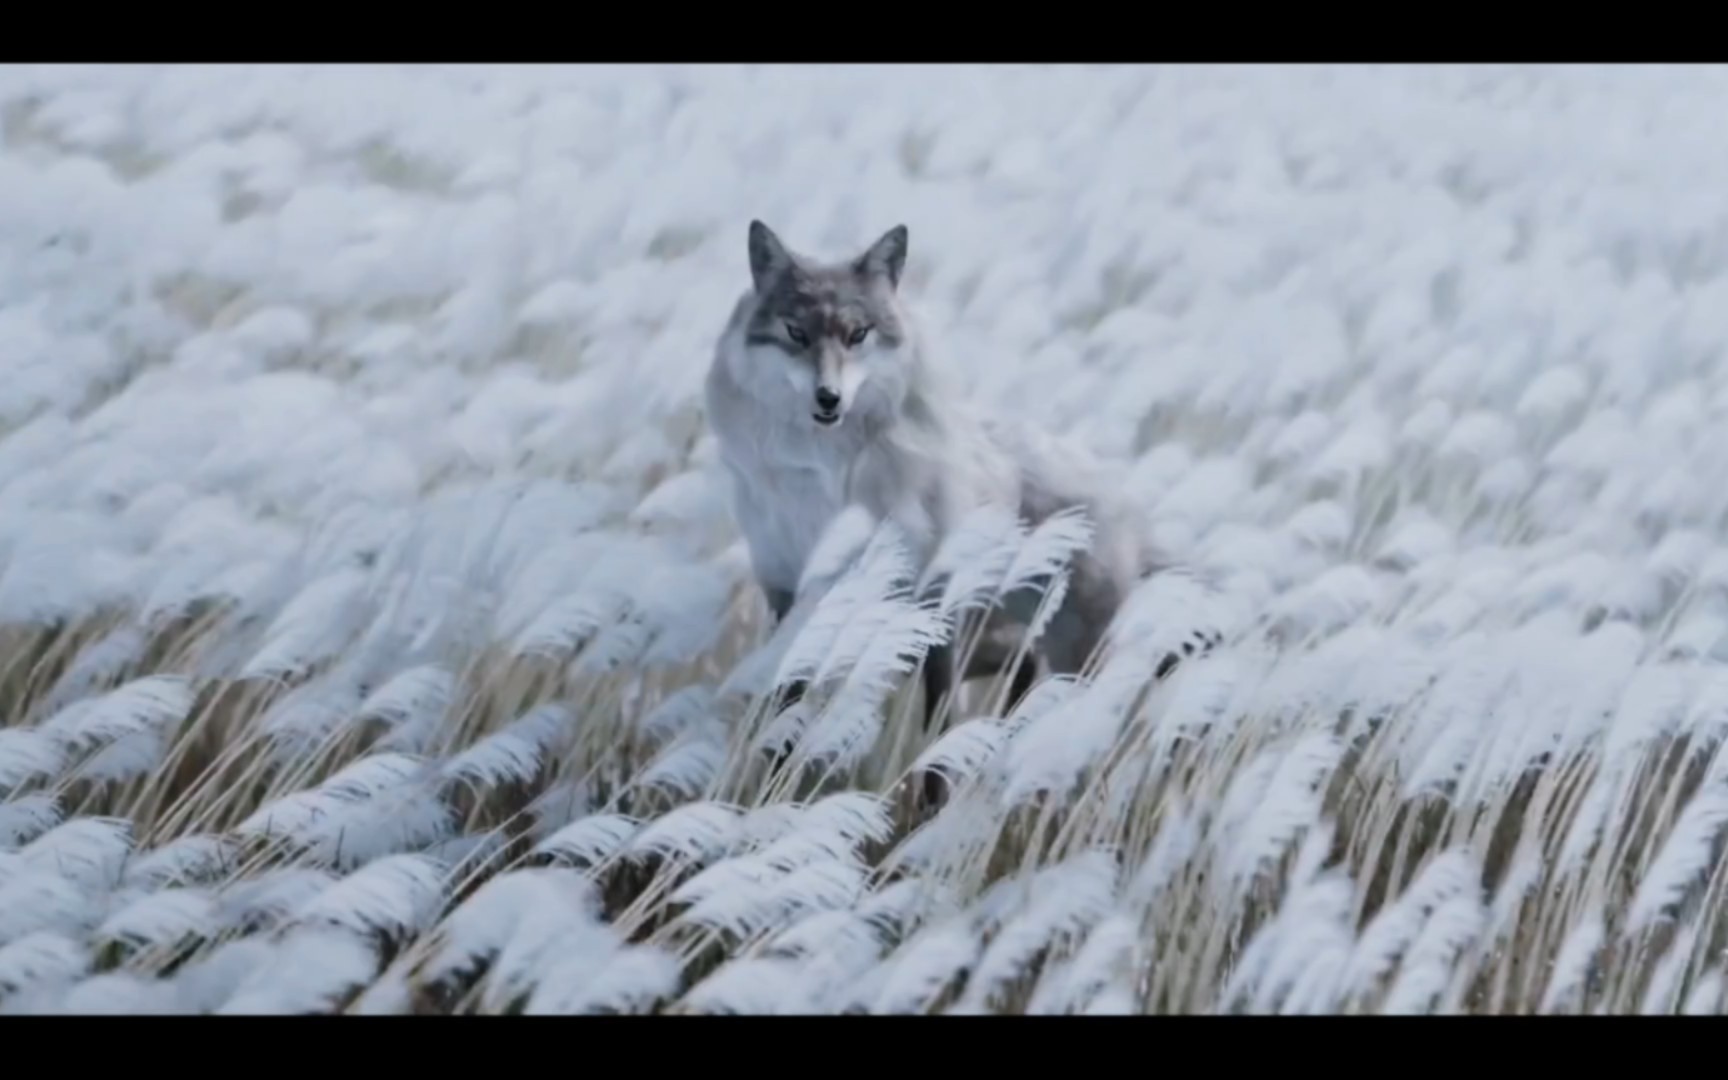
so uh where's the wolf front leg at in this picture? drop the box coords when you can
[920,641,954,733]
[1001,656,1036,715]
[916,632,1037,810]
[918,642,955,809]
[764,584,808,711]
[920,606,1046,731]
[765,585,795,625]
[761,584,810,786]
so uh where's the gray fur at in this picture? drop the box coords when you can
[706,220,1172,728]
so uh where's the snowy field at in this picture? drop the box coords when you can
[3,63,1728,1015]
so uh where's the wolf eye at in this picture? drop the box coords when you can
[784,322,809,346]
[847,325,871,347]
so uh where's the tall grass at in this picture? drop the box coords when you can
[5,63,1728,1014]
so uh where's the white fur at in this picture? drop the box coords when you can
[706,273,1158,676]
[705,294,1014,604]
[837,357,871,407]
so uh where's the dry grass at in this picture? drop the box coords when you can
[6,63,1728,1016]
[4,541,1727,1015]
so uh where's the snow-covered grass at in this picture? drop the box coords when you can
[4,62,1728,1015]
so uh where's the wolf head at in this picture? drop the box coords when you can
[736,220,914,429]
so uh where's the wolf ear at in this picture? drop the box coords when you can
[748,220,793,292]
[855,224,908,289]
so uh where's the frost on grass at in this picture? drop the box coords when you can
[291,853,448,943]
[440,703,569,791]
[6,64,1728,1015]
[0,796,62,851]
[217,929,379,1014]
[413,867,587,995]
[475,869,616,1013]
[96,887,217,957]
[533,813,641,868]
[959,849,1119,1010]
[0,932,89,998]
[363,665,457,752]
[40,675,194,756]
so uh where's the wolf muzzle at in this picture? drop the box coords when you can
[813,385,841,425]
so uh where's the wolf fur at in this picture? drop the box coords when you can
[704,220,1191,735]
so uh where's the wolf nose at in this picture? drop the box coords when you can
[814,387,840,412]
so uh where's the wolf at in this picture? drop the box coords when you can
[704,219,1209,743]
